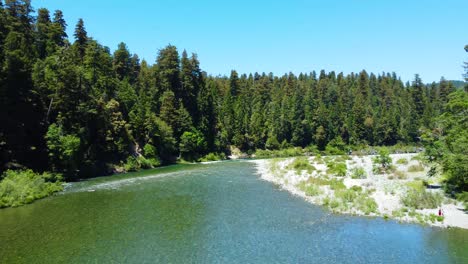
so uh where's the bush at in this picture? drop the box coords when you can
[456,192,468,203]
[303,184,322,196]
[351,185,363,192]
[394,170,407,180]
[392,209,405,218]
[329,199,340,209]
[356,197,378,215]
[373,148,393,172]
[329,178,346,190]
[325,136,347,155]
[138,157,156,169]
[327,162,347,176]
[406,180,425,191]
[306,176,330,186]
[396,158,409,165]
[254,147,304,158]
[303,145,319,155]
[124,156,159,172]
[200,152,226,162]
[265,135,280,150]
[325,145,345,155]
[0,170,63,208]
[287,157,315,174]
[179,130,207,161]
[124,156,140,171]
[335,189,358,203]
[456,192,468,211]
[143,144,158,158]
[304,176,346,193]
[425,213,444,223]
[408,164,424,172]
[401,189,443,209]
[350,167,367,179]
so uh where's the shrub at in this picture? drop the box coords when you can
[396,158,409,165]
[456,192,468,203]
[124,156,159,171]
[329,178,346,190]
[306,176,330,186]
[325,136,347,155]
[350,167,367,179]
[0,170,63,208]
[335,189,358,203]
[334,156,350,163]
[392,209,404,218]
[374,148,392,167]
[329,199,340,209]
[138,157,155,169]
[143,144,158,158]
[303,184,322,196]
[124,156,140,171]
[408,164,424,172]
[394,170,407,180]
[406,180,425,191]
[254,147,304,158]
[303,145,319,155]
[427,214,444,223]
[411,154,424,161]
[325,145,345,155]
[356,196,378,215]
[351,185,363,192]
[200,152,226,162]
[401,190,443,209]
[327,162,347,176]
[265,135,280,150]
[456,192,468,211]
[287,157,315,174]
[179,130,207,161]
[373,149,393,174]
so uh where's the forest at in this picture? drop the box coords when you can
[0,1,466,207]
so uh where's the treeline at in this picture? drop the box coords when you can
[0,1,462,181]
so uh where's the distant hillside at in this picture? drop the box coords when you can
[449,80,467,88]
[429,80,466,89]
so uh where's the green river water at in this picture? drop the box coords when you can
[0,161,467,263]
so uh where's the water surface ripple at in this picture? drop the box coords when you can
[0,161,466,263]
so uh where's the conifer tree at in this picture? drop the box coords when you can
[113,42,132,81]
[51,10,67,47]
[73,18,87,60]
[35,8,51,59]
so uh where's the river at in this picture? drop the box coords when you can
[0,161,466,263]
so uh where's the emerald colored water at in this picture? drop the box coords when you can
[0,161,467,263]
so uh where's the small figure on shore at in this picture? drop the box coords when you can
[438,208,443,216]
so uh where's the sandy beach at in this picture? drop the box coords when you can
[251,154,468,229]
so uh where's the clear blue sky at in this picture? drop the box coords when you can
[34,0,468,83]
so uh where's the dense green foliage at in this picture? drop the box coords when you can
[286,157,315,174]
[0,0,465,189]
[422,90,468,192]
[0,169,63,207]
[421,46,468,192]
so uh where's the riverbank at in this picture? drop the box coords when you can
[251,154,468,229]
